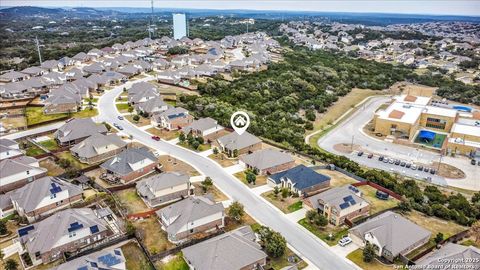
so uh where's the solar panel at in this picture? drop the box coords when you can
[114,249,121,256]
[77,266,88,270]
[98,253,121,267]
[18,225,35,236]
[90,262,98,267]
[339,202,350,209]
[90,225,99,234]
[50,183,62,194]
[68,222,84,232]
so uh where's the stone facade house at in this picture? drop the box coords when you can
[239,149,295,175]
[268,164,331,197]
[216,131,262,157]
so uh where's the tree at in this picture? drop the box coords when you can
[5,259,18,270]
[179,132,186,143]
[305,210,328,227]
[363,242,376,263]
[471,220,480,243]
[58,158,71,169]
[104,122,112,132]
[227,201,245,221]
[197,136,205,144]
[127,107,134,113]
[281,188,289,199]
[126,221,136,237]
[246,170,256,184]
[0,220,8,235]
[132,115,140,122]
[213,147,219,155]
[398,200,412,212]
[305,109,316,121]
[232,149,239,158]
[472,192,480,204]
[434,232,444,245]
[201,177,213,193]
[191,140,200,150]
[0,249,4,261]
[273,186,280,197]
[258,226,286,258]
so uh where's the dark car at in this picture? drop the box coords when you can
[368,153,374,159]
[357,151,364,156]
[430,168,436,175]
[400,161,406,167]
[424,167,429,172]
[406,163,411,168]
[151,136,160,141]
[418,165,424,171]
[394,160,401,165]
[378,156,384,161]
[472,159,477,165]
[117,115,124,120]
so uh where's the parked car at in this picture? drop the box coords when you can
[113,123,123,130]
[378,156,384,161]
[338,237,352,247]
[430,168,436,175]
[357,151,364,156]
[367,153,374,159]
[472,159,477,165]
[151,136,160,141]
[388,158,394,164]
[400,161,406,167]
[411,164,417,170]
[418,165,424,171]
[394,160,401,165]
[406,163,411,168]
[117,115,124,120]
[423,167,429,172]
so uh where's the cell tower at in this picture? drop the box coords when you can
[148,0,154,39]
[35,36,43,65]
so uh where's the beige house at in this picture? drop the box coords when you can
[136,172,192,207]
[70,133,127,164]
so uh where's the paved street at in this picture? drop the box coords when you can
[317,96,480,191]
[96,80,359,270]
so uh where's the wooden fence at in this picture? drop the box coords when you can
[352,181,404,201]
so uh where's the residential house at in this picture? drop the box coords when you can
[41,60,60,72]
[134,96,169,116]
[100,147,159,184]
[137,171,192,207]
[157,70,181,84]
[70,133,127,164]
[239,148,295,175]
[53,247,126,270]
[307,185,370,226]
[151,107,193,130]
[0,138,22,160]
[9,177,83,222]
[83,62,105,75]
[349,211,431,262]
[0,71,29,83]
[415,243,480,268]
[72,52,90,65]
[152,58,170,70]
[0,82,30,99]
[181,117,224,141]
[216,131,262,157]
[117,65,141,77]
[269,164,331,197]
[156,195,225,243]
[21,66,47,77]
[17,208,112,264]
[54,118,108,146]
[182,226,267,270]
[128,82,159,105]
[0,156,48,193]
[43,86,82,114]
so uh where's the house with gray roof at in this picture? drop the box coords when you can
[0,138,22,160]
[0,81,30,99]
[128,82,159,105]
[83,62,105,74]
[415,243,480,269]
[70,133,127,164]
[181,117,224,140]
[9,176,83,222]
[216,131,262,157]
[54,118,108,146]
[134,96,169,116]
[151,107,193,131]
[21,66,47,77]
[0,156,47,193]
[182,226,267,270]
[269,164,331,197]
[156,195,225,243]
[18,208,112,264]
[41,60,60,72]
[117,64,141,77]
[307,185,369,226]
[43,86,82,115]
[240,148,295,175]
[72,52,90,64]
[0,70,29,83]
[53,247,126,270]
[137,171,192,207]
[157,70,181,84]
[349,211,431,262]
[100,147,159,183]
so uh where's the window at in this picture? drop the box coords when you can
[50,193,56,199]
[69,231,76,238]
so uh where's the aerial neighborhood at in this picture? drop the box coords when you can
[1,4,479,270]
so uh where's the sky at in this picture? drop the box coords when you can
[2,0,480,16]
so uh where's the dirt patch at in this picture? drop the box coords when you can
[333,143,361,154]
[432,162,466,179]
[39,157,65,176]
[389,82,437,97]
[159,155,199,176]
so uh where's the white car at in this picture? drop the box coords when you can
[338,237,352,247]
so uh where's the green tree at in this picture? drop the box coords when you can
[472,192,480,204]
[0,220,8,235]
[227,201,245,221]
[126,221,136,237]
[127,107,134,113]
[232,149,239,158]
[201,177,213,193]
[434,232,444,244]
[5,259,19,270]
[132,115,140,122]
[273,186,280,197]
[104,122,112,132]
[363,242,376,263]
[305,210,328,227]
[191,140,200,150]
[305,109,316,121]
[258,226,286,258]
[246,170,256,184]
[281,188,290,199]
[58,158,71,169]
[213,147,219,155]
[179,132,186,143]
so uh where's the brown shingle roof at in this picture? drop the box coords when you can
[389,110,405,119]
[404,95,417,102]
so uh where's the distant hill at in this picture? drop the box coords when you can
[0,6,122,17]
[0,6,64,15]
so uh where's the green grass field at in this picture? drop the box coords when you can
[26,107,98,126]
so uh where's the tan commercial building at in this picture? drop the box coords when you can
[446,122,480,156]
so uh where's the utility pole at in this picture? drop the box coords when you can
[150,0,154,38]
[437,153,443,172]
[35,36,43,65]
[351,135,355,152]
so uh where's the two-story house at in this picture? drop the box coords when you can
[137,171,192,207]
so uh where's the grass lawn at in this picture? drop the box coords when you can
[1,116,27,129]
[23,142,46,156]
[39,158,65,176]
[55,151,90,169]
[261,191,302,214]
[403,210,466,239]
[308,88,379,146]
[234,171,267,188]
[26,107,98,125]
[193,183,229,202]
[121,241,155,270]
[73,108,98,118]
[146,128,179,140]
[0,253,23,270]
[165,100,177,107]
[177,141,211,152]
[38,139,59,151]
[298,218,349,246]
[414,132,447,149]
[267,247,308,270]
[318,169,358,187]
[158,155,200,176]
[133,217,175,255]
[346,249,392,270]
[287,201,303,212]
[208,153,237,167]
[156,253,189,270]
[357,185,399,214]
[114,188,149,214]
[126,115,151,127]
[116,103,131,112]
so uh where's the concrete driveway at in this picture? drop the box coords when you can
[331,242,360,258]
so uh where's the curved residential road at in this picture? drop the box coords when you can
[97,80,358,270]
[317,96,479,191]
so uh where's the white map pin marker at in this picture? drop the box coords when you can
[231,111,250,135]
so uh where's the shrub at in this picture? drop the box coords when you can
[363,242,376,263]
[227,201,245,221]
[258,226,286,258]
